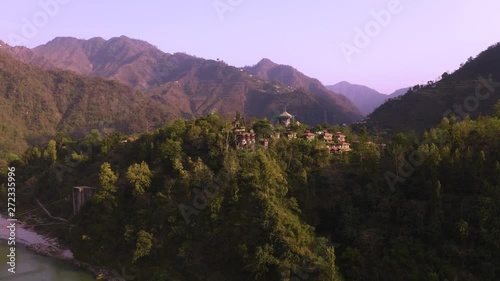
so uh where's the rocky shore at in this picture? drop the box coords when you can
[0,216,124,281]
[25,243,123,280]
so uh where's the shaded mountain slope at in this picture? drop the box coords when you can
[326,81,409,115]
[244,58,363,121]
[326,81,388,115]
[368,42,500,133]
[0,48,173,159]
[388,87,410,98]
[8,36,364,125]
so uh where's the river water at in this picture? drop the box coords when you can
[0,241,95,281]
[0,242,95,281]
[0,215,95,281]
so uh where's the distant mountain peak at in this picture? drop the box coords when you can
[88,36,106,43]
[242,59,362,119]
[255,58,278,67]
[45,36,82,45]
[326,81,409,116]
[109,35,147,43]
[43,35,157,50]
[5,36,364,125]
[332,81,377,90]
[336,81,352,85]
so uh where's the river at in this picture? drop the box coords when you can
[0,215,95,280]
[0,241,95,281]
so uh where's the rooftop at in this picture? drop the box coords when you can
[275,111,293,119]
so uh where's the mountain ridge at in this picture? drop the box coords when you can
[243,58,362,122]
[367,41,500,133]
[6,35,364,124]
[0,38,366,158]
[326,81,409,115]
[0,48,177,160]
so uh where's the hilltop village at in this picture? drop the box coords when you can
[232,111,353,153]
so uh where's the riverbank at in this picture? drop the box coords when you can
[0,216,124,280]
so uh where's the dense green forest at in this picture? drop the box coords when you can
[0,50,174,164]
[1,104,500,280]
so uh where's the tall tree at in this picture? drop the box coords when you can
[126,161,153,198]
[43,140,57,162]
[95,162,118,206]
[319,246,343,281]
[132,230,153,263]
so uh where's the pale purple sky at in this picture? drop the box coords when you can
[1,0,499,94]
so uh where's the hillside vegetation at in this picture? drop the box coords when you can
[0,50,173,165]
[0,46,361,162]
[5,36,363,125]
[368,42,500,133]
[244,59,361,121]
[2,107,500,280]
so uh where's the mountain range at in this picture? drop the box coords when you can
[0,36,365,157]
[4,36,363,122]
[2,35,499,158]
[326,81,409,115]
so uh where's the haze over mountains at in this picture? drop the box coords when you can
[0,36,367,157]
[5,36,363,121]
[1,34,499,158]
[326,81,410,115]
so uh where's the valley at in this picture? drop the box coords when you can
[1,3,500,280]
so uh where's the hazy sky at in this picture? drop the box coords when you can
[1,0,500,93]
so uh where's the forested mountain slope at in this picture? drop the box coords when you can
[7,37,363,124]
[368,42,500,133]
